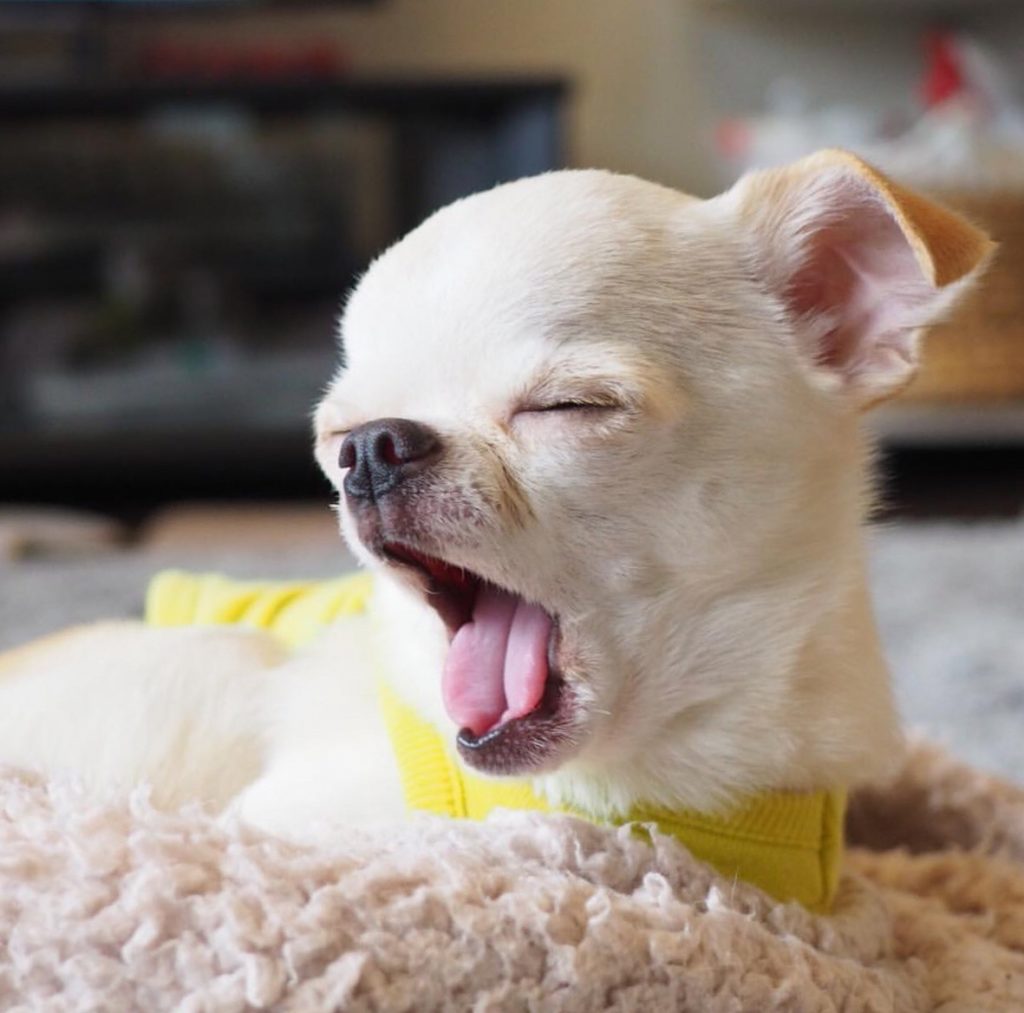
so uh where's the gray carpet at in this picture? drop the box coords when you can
[1,520,1022,782]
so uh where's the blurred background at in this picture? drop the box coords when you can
[0,1,1021,778]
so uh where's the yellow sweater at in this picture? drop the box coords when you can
[147,570,845,912]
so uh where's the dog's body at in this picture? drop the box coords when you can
[0,152,992,855]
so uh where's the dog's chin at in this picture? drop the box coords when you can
[372,540,586,777]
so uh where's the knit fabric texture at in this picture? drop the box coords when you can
[2,740,1023,1010]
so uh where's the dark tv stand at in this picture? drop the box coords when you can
[0,76,568,511]
[0,77,566,234]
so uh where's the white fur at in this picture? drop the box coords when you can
[0,153,989,841]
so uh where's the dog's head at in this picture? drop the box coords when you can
[315,151,992,814]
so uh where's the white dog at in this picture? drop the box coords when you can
[0,151,991,885]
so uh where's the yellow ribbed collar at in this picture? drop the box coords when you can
[144,569,845,913]
[378,681,845,912]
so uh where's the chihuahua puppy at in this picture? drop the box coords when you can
[0,151,992,849]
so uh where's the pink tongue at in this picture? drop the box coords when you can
[442,584,553,736]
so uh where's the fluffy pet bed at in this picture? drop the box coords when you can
[2,741,1022,1011]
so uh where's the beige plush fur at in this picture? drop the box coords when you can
[1,740,1023,1010]
[0,151,992,846]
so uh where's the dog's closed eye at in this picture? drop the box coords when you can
[516,380,636,416]
[514,378,646,430]
[511,383,642,439]
[519,399,617,415]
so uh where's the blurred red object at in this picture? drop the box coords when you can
[715,118,752,160]
[921,30,965,108]
[138,40,349,81]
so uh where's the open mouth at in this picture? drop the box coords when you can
[382,541,576,775]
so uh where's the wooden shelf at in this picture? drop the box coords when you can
[0,74,569,235]
[0,76,569,122]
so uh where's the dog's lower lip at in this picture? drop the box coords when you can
[456,624,575,776]
[456,676,574,775]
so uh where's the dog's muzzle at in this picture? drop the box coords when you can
[339,421,582,777]
[341,418,442,503]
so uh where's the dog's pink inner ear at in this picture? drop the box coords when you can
[785,195,933,399]
[738,153,992,408]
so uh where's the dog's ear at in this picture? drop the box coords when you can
[729,148,995,408]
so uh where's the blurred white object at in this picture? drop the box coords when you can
[717,77,885,171]
[865,99,1024,193]
[719,31,1024,194]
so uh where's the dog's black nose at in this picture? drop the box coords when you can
[340,418,441,502]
